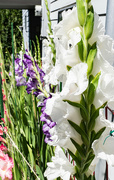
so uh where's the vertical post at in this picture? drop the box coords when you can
[105,0,114,39]
[105,106,108,180]
[105,1,114,179]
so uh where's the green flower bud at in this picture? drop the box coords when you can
[84,11,94,39]
[77,0,87,26]
[86,0,91,3]
[87,72,101,105]
[78,39,84,61]
[87,43,97,75]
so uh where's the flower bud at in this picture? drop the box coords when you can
[84,11,94,39]
[77,0,87,26]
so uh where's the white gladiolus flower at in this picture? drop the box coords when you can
[93,68,114,108]
[48,120,77,153]
[54,7,80,38]
[45,93,67,124]
[92,112,114,166]
[45,92,83,151]
[68,27,81,47]
[61,63,88,96]
[65,102,82,126]
[42,39,53,74]
[48,117,82,153]
[44,146,76,180]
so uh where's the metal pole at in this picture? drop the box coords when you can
[105,0,114,39]
[105,1,114,179]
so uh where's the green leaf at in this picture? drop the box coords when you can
[80,120,87,133]
[84,11,94,39]
[36,165,45,180]
[68,120,89,146]
[85,151,95,166]
[88,102,107,131]
[86,0,91,2]
[78,39,83,61]
[82,153,95,173]
[68,149,81,168]
[90,130,96,144]
[94,127,106,141]
[66,65,72,71]
[63,99,88,120]
[87,72,101,104]
[80,95,88,121]
[87,47,97,75]
[90,104,96,116]
[88,5,94,14]
[27,145,34,168]
[77,0,87,26]
[70,138,86,158]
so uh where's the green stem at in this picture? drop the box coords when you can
[44,0,56,66]
[83,1,88,62]
[83,36,88,62]
[11,22,15,77]
[30,52,49,98]
[0,72,4,119]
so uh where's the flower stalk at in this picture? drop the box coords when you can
[44,0,56,66]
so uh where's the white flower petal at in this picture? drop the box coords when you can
[68,27,81,47]
[45,93,67,123]
[93,68,114,108]
[44,146,75,180]
[92,117,114,166]
[62,63,88,96]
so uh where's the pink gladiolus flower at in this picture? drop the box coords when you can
[1,118,5,124]
[2,79,5,82]
[0,150,14,180]
[0,144,7,152]
[3,104,11,123]
[0,126,7,136]
[0,136,6,144]
[3,95,7,101]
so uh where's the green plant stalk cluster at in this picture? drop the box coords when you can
[44,0,56,66]
[64,1,106,179]
[0,38,54,179]
[0,72,4,119]
[0,9,22,68]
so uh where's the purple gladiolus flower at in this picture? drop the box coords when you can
[15,76,26,86]
[33,90,42,97]
[40,95,56,143]
[23,58,33,69]
[15,58,26,86]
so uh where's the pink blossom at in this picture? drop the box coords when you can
[0,126,7,136]
[0,144,8,152]
[0,136,6,144]
[0,150,14,180]
[1,118,5,124]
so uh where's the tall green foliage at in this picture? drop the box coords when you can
[0,9,22,60]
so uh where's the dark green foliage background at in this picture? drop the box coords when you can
[0,9,22,59]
